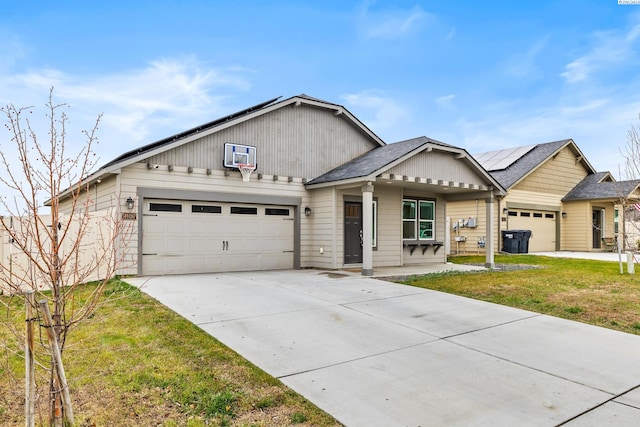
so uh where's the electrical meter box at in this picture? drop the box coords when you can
[467,217,477,228]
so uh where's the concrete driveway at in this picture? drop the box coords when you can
[126,269,640,426]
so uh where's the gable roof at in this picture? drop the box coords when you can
[99,94,384,174]
[55,94,387,200]
[563,172,640,201]
[307,136,505,193]
[475,139,596,189]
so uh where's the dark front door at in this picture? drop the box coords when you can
[592,209,602,249]
[344,202,363,264]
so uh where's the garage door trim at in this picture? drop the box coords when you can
[136,187,302,275]
[504,202,561,252]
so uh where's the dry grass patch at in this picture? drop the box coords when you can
[0,280,341,426]
[400,254,640,335]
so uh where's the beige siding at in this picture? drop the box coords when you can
[514,146,590,194]
[447,198,498,254]
[373,186,402,267]
[387,151,487,186]
[307,187,337,269]
[401,190,447,265]
[120,163,310,274]
[146,104,378,181]
[560,201,615,251]
[505,189,563,209]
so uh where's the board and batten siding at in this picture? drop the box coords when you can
[514,146,590,195]
[145,104,378,181]
[386,151,487,186]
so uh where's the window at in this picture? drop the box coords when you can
[402,200,417,239]
[150,203,182,212]
[192,205,221,213]
[520,212,531,217]
[533,213,543,218]
[508,211,518,217]
[265,208,290,216]
[419,201,435,239]
[403,199,435,240]
[545,213,554,219]
[230,206,257,215]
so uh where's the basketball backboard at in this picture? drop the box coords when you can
[224,143,257,169]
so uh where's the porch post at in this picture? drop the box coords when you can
[485,189,495,269]
[362,182,374,276]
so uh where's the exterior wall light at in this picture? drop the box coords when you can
[126,197,135,210]
[304,206,312,217]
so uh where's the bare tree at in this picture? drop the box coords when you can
[0,89,133,426]
[618,115,640,252]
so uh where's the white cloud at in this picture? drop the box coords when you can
[0,57,253,164]
[342,90,407,138]
[435,94,456,110]
[358,2,431,39]
[561,22,640,83]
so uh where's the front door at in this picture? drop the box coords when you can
[592,209,602,249]
[344,202,363,264]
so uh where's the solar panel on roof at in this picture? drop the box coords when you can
[475,145,536,171]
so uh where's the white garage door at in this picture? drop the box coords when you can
[507,209,557,252]
[142,199,294,275]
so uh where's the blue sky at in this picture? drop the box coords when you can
[2,0,640,178]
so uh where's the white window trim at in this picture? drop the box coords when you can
[403,198,436,241]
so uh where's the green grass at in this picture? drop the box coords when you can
[0,280,340,426]
[400,254,640,335]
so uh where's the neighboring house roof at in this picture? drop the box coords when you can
[307,136,505,193]
[475,139,596,189]
[563,172,640,201]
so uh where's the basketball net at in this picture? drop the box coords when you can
[237,164,255,182]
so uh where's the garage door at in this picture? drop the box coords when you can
[142,199,294,275]
[507,209,556,252]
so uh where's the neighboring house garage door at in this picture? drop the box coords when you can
[142,199,294,275]
[507,209,557,252]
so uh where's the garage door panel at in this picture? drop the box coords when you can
[142,200,294,275]
[508,209,556,252]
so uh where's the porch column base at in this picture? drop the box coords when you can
[362,268,374,276]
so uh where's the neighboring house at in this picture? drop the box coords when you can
[57,95,504,277]
[448,139,640,253]
[563,173,640,251]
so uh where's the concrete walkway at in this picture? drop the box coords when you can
[126,268,640,426]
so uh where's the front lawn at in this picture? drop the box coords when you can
[0,280,341,426]
[400,254,640,335]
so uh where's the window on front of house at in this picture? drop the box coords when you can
[403,199,435,240]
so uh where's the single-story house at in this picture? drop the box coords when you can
[447,139,640,253]
[58,94,505,276]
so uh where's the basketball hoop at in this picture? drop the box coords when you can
[237,164,255,182]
